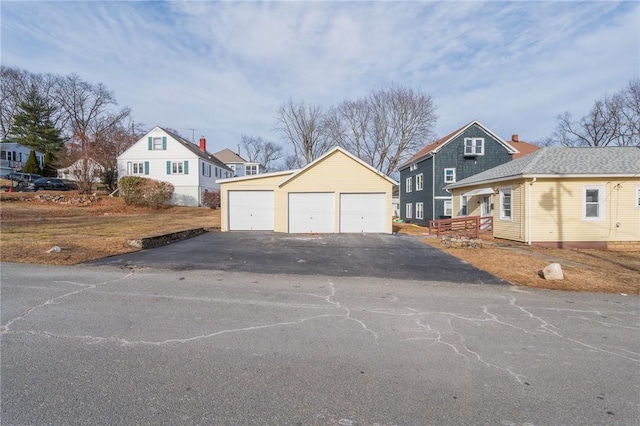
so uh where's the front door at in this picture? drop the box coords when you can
[481,195,493,230]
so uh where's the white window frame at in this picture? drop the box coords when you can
[172,162,184,174]
[405,203,412,219]
[405,177,412,193]
[464,137,484,156]
[132,162,145,175]
[152,137,163,150]
[583,185,605,221]
[416,173,423,191]
[416,202,424,219]
[636,186,640,208]
[500,187,512,220]
[202,163,211,177]
[246,164,258,175]
[410,163,417,171]
[460,195,468,216]
[444,168,456,183]
[443,200,452,217]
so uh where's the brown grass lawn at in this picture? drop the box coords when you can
[395,223,640,295]
[1,192,220,265]
[1,192,638,294]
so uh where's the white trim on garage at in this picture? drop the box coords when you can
[228,190,274,230]
[288,192,335,233]
[340,193,387,233]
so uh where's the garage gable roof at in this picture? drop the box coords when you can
[278,147,398,187]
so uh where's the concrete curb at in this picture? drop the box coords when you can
[128,227,219,250]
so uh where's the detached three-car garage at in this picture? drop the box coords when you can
[218,147,397,234]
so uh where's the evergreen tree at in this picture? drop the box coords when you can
[23,150,42,175]
[8,84,64,154]
[42,149,57,177]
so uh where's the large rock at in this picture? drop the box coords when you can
[540,263,564,280]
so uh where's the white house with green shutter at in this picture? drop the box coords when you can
[117,126,233,206]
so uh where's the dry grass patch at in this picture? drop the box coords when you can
[1,192,220,265]
[394,222,640,295]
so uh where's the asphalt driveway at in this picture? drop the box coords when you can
[89,232,506,284]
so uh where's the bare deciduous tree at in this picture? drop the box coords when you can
[325,86,437,176]
[275,99,332,168]
[553,79,640,147]
[53,74,131,192]
[241,135,283,172]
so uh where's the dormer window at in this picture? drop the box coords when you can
[464,138,484,156]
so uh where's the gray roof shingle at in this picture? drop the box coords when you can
[448,146,640,188]
[160,127,232,171]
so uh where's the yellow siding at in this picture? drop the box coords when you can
[220,150,394,233]
[529,178,640,243]
[453,177,640,245]
[493,181,526,242]
[275,150,393,233]
[219,173,292,231]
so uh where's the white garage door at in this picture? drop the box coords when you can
[289,193,335,233]
[228,191,274,231]
[340,193,387,233]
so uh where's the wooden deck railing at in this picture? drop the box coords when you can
[428,216,491,238]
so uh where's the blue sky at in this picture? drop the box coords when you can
[2,1,638,155]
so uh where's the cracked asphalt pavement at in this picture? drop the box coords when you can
[2,261,638,425]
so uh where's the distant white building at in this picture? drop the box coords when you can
[213,148,262,177]
[0,142,44,176]
[57,158,105,182]
[117,126,233,206]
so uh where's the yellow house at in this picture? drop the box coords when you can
[217,147,398,233]
[446,147,640,250]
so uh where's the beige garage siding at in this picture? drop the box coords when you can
[275,150,393,233]
[220,172,292,232]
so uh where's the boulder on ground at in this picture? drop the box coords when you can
[539,263,564,280]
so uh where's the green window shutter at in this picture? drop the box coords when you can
[184,161,189,174]
[166,161,171,174]
[148,137,153,150]
[144,161,149,175]
[162,137,167,150]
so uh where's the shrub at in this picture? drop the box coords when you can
[118,176,174,209]
[22,150,42,175]
[202,190,221,209]
[101,168,118,192]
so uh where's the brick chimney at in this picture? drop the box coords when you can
[511,134,519,142]
[199,137,206,152]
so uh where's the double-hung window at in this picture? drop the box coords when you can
[444,168,456,183]
[443,200,452,217]
[167,160,188,175]
[405,203,412,219]
[129,161,146,175]
[132,162,144,174]
[583,185,605,220]
[416,202,424,219]
[405,177,412,193]
[202,163,211,177]
[500,187,512,220]
[416,173,423,191]
[464,138,484,156]
[246,164,258,175]
[635,186,640,208]
[460,195,468,216]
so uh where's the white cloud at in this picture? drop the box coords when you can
[1,1,638,154]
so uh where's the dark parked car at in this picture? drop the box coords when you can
[29,178,71,191]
